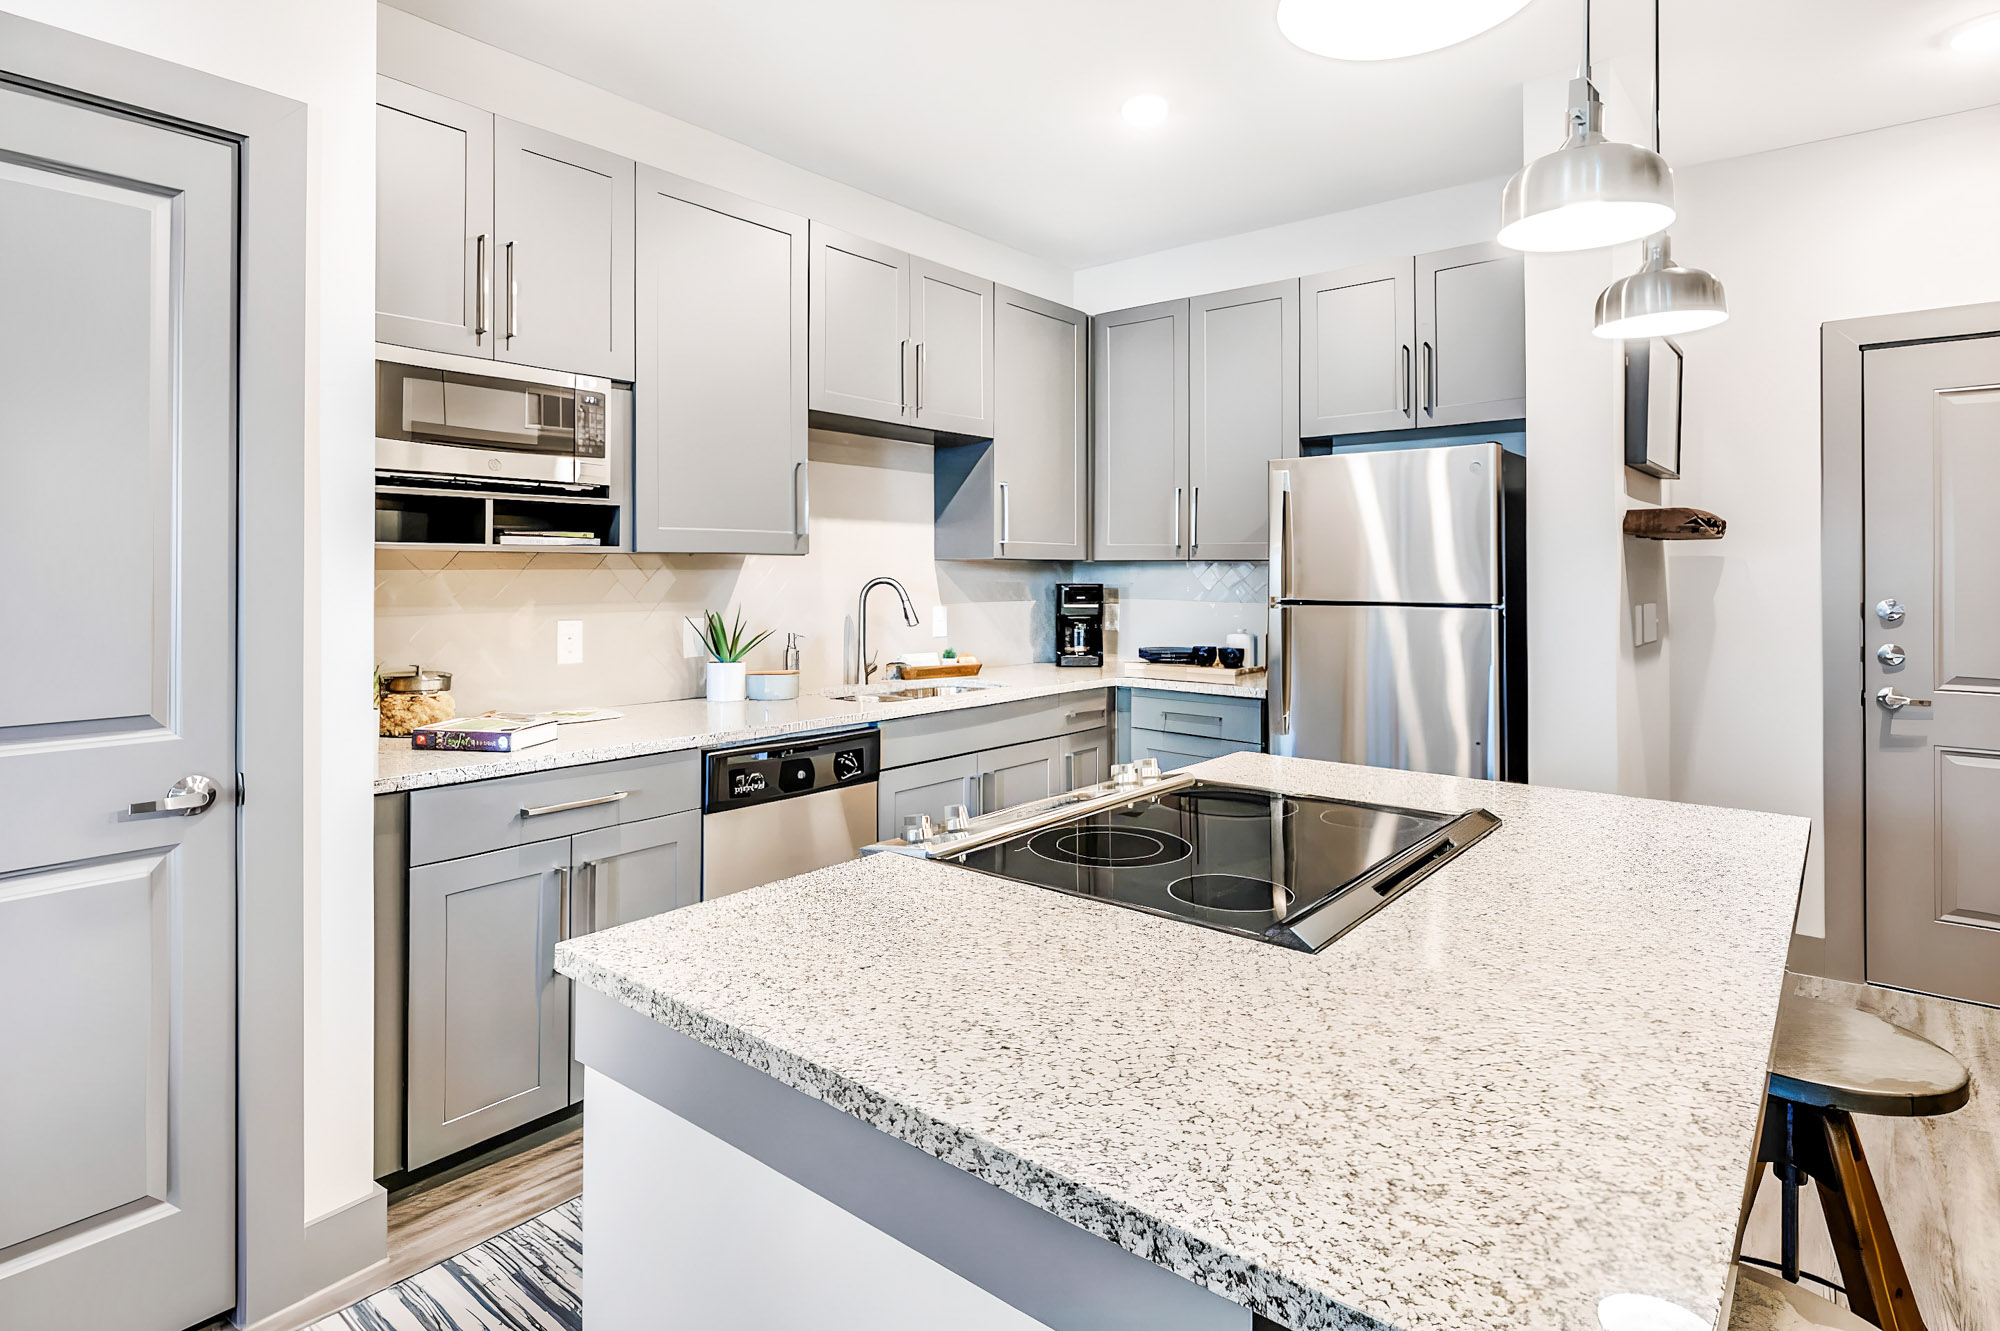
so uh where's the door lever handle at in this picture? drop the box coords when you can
[1876,687,1932,711]
[128,774,219,817]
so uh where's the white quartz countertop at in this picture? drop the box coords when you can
[374,662,1264,794]
[556,752,1809,1331]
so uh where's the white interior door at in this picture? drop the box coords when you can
[1862,335,2000,1005]
[0,84,238,1328]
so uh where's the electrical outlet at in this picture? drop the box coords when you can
[1631,603,1660,647]
[682,620,705,659]
[931,605,948,638]
[556,620,584,665]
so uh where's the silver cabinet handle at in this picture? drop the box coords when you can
[1190,486,1200,557]
[521,790,629,818]
[965,774,981,817]
[1876,687,1932,711]
[578,860,598,937]
[1065,709,1107,724]
[1172,486,1183,551]
[1421,341,1435,416]
[505,240,518,343]
[794,460,809,540]
[128,774,218,817]
[1063,751,1074,790]
[1400,344,1412,416]
[999,482,1010,547]
[1163,710,1221,728]
[915,341,924,415]
[474,234,489,341]
[1269,469,1293,600]
[898,339,909,414]
[556,865,572,945]
[980,771,995,815]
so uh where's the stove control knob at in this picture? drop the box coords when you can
[902,814,936,844]
[944,804,971,832]
[1111,762,1140,786]
[1134,757,1162,781]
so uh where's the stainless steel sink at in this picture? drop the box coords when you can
[825,683,1000,703]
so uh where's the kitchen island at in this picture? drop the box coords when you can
[555,753,1809,1330]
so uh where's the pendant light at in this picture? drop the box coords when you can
[1496,0,1676,252]
[1593,0,1727,338]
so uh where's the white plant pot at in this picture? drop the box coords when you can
[705,660,748,702]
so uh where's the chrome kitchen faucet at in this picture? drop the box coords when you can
[854,576,919,685]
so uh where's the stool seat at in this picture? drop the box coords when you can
[1768,992,1969,1117]
[1730,1265,1876,1331]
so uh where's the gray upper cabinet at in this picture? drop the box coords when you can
[1188,280,1299,560]
[493,118,635,381]
[1092,299,1190,561]
[809,223,910,426]
[376,78,494,358]
[1416,241,1525,428]
[1301,257,1416,437]
[933,287,1087,561]
[910,257,994,436]
[634,170,808,554]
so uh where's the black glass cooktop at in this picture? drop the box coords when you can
[947,780,1498,952]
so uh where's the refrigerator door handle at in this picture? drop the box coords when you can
[1275,604,1292,735]
[1269,468,1293,600]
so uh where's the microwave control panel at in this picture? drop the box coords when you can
[576,391,606,458]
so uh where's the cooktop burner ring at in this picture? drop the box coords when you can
[1167,873,1295,916]
[1025,825,1193,869]
[1173,790,1299,820]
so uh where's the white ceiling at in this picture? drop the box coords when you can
[383,0,2000,269]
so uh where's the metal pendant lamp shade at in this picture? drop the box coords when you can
[1497,78,1676,252]
[1593,233,1727,339]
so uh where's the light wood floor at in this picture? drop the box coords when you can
[1740,974,2000,1331]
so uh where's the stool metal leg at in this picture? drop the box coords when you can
[1780,1101,1801,1283]
[1815,1107,1928,1331]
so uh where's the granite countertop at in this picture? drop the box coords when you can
[556,752,1809,1331]
[374,662,1265,793]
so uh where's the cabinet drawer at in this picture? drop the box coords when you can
[879,691,1109,769]
[1129,727,1261,772]
[409,750,701,866]
[1129,690,1263,744]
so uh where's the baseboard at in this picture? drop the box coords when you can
[1784,931,1826,978]
[239,1186,389,1331]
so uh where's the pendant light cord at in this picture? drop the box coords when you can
[1653,0,1662,154]
[1581,0,1591,79]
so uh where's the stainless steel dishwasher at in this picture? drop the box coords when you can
[701,727,881,898]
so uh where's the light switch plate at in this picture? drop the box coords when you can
[1632,603,1660,647]
[556,620,584,665]
[931,605,948,638]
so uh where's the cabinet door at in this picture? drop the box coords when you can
[1189,279,1299,561]
[1059,726,1113,792]
[634,171,808,554]
[1301,258,1415,437]
[407,839,570,1170]
[993,287,1087,559]
[909,257,994,437]
[1091,299,1190,561]
[375,77,493,357]
[567,810,701,1101]
[1416,241,1525,428]
[493,118,635,380]
[878,754,979,842]
[978,736,1061,814]
[1129,728,1261,773]
[809,223,910,426]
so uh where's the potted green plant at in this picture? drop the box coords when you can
[686,609,772,702]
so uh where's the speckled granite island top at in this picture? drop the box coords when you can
[374,662,1263,793]
[556,753,1809,1331]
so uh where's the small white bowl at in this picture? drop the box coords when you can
[746,670,800,701]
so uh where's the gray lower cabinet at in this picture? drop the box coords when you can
[1059,725,1113,791]
[634,170,808,554]
[1092,299,1190,560]
[493,118,636,380]
[877,753,979,842]
[979,736,1061,812]
[1130,728,1261,772]
[406,838,571,1171]
[1188,280,1299,560]
[375,77,493,358]
[910,257,994,437]
[809,223,910,426]
[1301,257,1416,437]
[1416,241,1525,428]
[1125,689,1265,773]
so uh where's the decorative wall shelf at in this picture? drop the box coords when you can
[1624,506,1726,540]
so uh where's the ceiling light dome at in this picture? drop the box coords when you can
[1499,78,1676,252]
[1277,0,1534,61]
[1593,234,1727,339]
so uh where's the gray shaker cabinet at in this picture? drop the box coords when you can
[492,118,635,381]
[1415,241,1525,428]
[1059,725,1114,792]
[1301,257,1416,437]
[1091,299,1190,561]
[634,170,808,555]
[909,257,994,437]
[877,753,979,842]
[375,77,494,358]
[1188,280,1299,560]
[809,223,911,426]
[978,736,1061,813]
[406,838,571,1170]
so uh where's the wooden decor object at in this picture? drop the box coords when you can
[1624,506,1726,540]
[896,659,983,680]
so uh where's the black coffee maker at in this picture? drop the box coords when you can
[1055,583,1105,667]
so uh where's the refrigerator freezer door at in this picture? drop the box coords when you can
[1268,604,1498,778]
[1269,443,1500,606]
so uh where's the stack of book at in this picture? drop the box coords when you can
[409,715,559,752]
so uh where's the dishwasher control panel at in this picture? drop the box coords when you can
[703,726,880,813]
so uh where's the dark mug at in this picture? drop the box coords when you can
[1190,645,1218,667]
[1217,647,1244,669]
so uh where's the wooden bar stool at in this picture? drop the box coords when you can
[1748,992,1970,1331]
[1731,1264,1878,1330]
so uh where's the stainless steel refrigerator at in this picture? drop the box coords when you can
[1267,442,1526,780]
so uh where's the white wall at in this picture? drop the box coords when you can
[376,5,1072,306]
[5,0,382,1286]
[1071,176,1505,315]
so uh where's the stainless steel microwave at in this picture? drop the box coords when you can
[374,345,628,491]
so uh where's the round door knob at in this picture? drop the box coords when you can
[1877,643,1907,667]
[1876,598,1906,623]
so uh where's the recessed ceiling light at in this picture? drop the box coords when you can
[1597,1293,1707,1331]
[1276,0,1534,61]
[1949,12,2000,53]
[1121,93,1170,129]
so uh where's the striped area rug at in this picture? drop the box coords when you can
[310,1198,581,1331]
